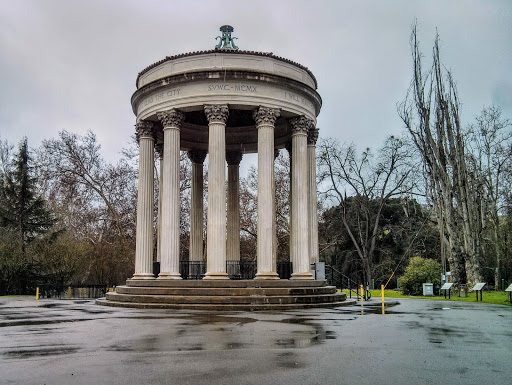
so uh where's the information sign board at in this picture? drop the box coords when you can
[505,284,512,292]
[472,283,486,291]
[441,283,454,290]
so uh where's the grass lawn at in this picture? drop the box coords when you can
[366,289,512,306]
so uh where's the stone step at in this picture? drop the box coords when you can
[105,292,346,305]
[116,286,336,296]
[96,298,357,311]
[126,279,327,288]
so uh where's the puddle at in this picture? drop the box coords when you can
[0,318,94,327]
[4,346,80,359]
[36,303,64,308]
[280,318,317,324]
[183,314,258,325]
[336,303,400,315]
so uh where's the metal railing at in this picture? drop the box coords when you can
[174,261,293,280]
[325,265,365,300]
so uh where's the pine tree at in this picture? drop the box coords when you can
[0,138,55,254]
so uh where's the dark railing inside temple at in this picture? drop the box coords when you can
[153,261,293,280]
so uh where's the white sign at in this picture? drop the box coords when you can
[472,283,486,291]
[441,283,454,290]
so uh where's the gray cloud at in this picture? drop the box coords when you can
[0,0,510,167]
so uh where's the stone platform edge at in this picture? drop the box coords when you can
[125,279,328,288]
[96,298,357,311]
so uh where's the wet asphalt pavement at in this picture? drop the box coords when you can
[0,297,511,385]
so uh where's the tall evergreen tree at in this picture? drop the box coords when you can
[0,138,55,254]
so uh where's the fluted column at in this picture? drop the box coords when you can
[226,151,243,262]
[157,109,184,279]
[133,121,156,279]
[204,104,229,280]
[255,107,280,280]
[285,143,294,268]
[188,150,207,262]
[155,142,164,263]
[308,128,320,264]
[273,149,279,275]
[290,116,314,279]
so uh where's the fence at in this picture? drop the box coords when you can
[325,265,365,300]
[38,285,107,299]
[174,261,293,280]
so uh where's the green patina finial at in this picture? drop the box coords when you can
[215,25,239,50]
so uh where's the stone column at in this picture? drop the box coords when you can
[188,150,207,262]
[285,143,294,268]
[290,116,314,280]
[156,109,184,279]
[155,142,164,263]
[133,121,156,280]
[204,104,229,280]
[307,128,320,264]
[226,151,243,262]
[254,107,280,280]
[273,149,280,275]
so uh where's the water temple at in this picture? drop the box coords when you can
[97,26,352,310]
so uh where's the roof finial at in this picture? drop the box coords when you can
[215,25,239,50]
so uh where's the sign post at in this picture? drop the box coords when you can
[472,283,486,302]
[440,282,454,299]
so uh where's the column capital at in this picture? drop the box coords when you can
[157,109,184,128]
[135,121,155,142]
[226,151,243,166]
[204,104,229,124]
[155,142,164,159]
[187,150,207,164]
[307,128,319,145]
[289,116,314,136]
[253,107,280,127]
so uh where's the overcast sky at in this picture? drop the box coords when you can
[1,0,511,173]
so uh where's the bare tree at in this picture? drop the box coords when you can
[467,106,512,287]
[37,130,136,243]
[317,135,414,284]
[239,151,291,262]
[398,23,484,286]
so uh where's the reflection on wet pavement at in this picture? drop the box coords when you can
[0,298,354,360]
[1,297,511,385]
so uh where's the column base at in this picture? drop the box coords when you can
[132,273,155,280]
[157,272,182,280]
[290,272,314,280]
[203,272,230,280]
[254,272,280,280]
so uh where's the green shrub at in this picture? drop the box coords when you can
[399,256,441,295]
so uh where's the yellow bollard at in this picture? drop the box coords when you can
[68,286,72,299]
[36,287,39,300]
[381,284,385,315]
[360,285,364,301]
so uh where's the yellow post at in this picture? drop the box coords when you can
[68,286,72,299]
[360,284,364,301]
[36,287,39,300]
[381,284,385,315]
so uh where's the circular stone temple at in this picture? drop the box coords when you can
[98,28,351,309]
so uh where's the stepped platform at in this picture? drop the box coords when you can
[96,280,354,310]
